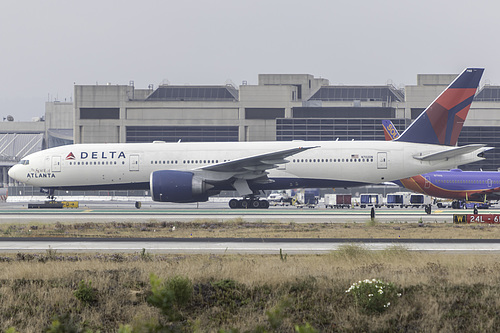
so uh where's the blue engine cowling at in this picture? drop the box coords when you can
[150,170,211,203]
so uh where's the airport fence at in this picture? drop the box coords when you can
[7,185,150,200]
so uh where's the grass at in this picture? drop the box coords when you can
[0,220,498,239]
[2,250,500,331]
[1,218,499,331]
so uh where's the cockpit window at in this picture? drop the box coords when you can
[18,160,29,165]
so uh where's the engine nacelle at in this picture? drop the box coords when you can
[150,170,211,203]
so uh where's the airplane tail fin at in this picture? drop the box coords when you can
[396,68,484,146]
[382,120,400,140]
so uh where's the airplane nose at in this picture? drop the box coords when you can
[8,165,20,181]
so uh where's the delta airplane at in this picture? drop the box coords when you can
[8,68,489,209]
[383,119,500,203]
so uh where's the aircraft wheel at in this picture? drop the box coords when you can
[241,200,249,209]
[135,201,142,209]
[251,200,261,209]
[259,200,270,209]
[229,199,240,209]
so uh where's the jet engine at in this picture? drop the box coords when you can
[150,170,212,203]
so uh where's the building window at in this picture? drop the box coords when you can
[80,108,119,119]
[126,126,239,143]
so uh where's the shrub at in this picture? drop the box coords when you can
[345,278,401,314]
[147,274,193,322]
[73,280,98,306]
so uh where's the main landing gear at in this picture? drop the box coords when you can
[228,197,270,209]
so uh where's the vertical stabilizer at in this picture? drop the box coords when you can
[382,120,400,140]
[396,68,484,146]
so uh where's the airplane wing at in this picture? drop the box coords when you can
[413,144,490,161]
[192,146,318,195]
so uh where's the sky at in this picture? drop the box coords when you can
[1,0,499,121]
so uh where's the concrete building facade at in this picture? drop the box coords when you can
[71,72,500,171]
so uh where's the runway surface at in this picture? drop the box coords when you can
[0,200,492,223]
[1,201,498,253]
[2,237,500,254]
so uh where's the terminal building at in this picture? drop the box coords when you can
[2,71,500,191]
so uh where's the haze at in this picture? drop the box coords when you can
[1,0,499,121]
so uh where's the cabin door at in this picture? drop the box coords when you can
[424,176,431,189]
[51,156,61,172]
[377,152,387,169]
[129,154,139,171]
[488,179,493,188]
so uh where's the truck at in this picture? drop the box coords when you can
[386,192,411,208]
[324,194,352,209]
[436,199,453,208]
[359,193,383,208]
[437,200,490,209]
[266,191,293,206]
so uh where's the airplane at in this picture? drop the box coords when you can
[382,119,500,205]
[8,68,488,209]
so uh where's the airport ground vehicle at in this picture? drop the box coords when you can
[294,189,319,208]
[266,191,293,206]
[409,194,431,208]
[386,192,410,208]
[324,194,352,208]
[360,193,383,208]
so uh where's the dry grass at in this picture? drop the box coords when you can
[0,219,498,239]
[2,249,500,332]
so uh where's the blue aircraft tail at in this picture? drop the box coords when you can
[396,68,484,146]
[382,120,400,140]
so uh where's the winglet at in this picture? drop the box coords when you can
[396,68,484,146]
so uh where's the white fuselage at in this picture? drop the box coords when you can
[8,140,485,192]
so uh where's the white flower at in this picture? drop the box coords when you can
[397,293,402,297]
[368,294,373,297]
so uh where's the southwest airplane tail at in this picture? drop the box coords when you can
[382,119,400,140]
[396,68,484,146]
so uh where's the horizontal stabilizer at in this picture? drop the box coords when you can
[413,144,489,161]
